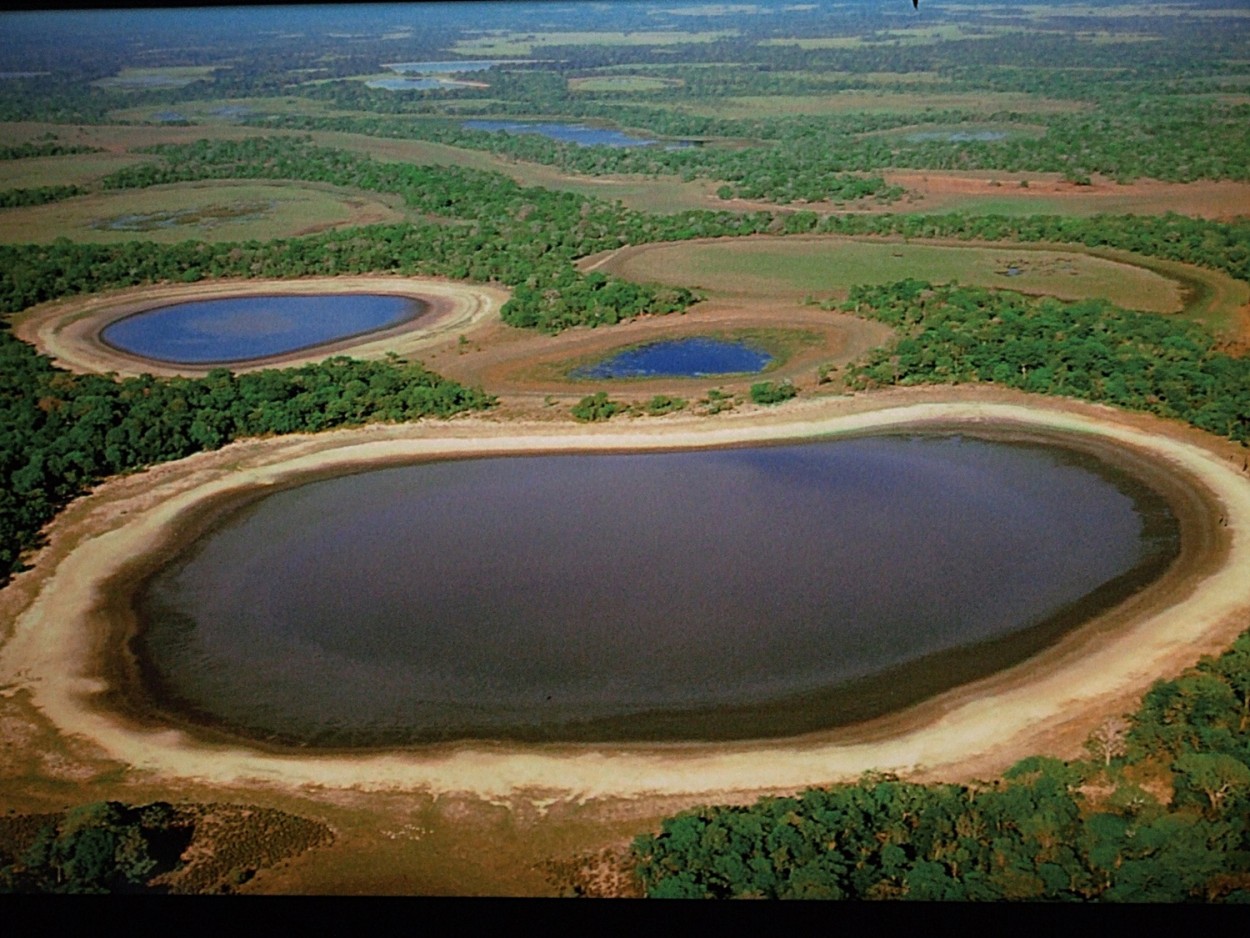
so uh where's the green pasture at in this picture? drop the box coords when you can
[551,327,823,384]
[675,90,1085,119]
[568,76,684,93]
[660,4,764,15]
[304,129,721,214]
[0,152,154,189]
[450,29,737,57]
[865,123,1049,141]
[759,24,1017,50]
[107,96,358,126]
[609,238,1188,314]
[0,181,404,245]
[92,66,217,91]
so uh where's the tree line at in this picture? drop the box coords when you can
[632,278,1250,900]
[635,624,1250,900]
[839,280,1250,442]
[0,333,493,582]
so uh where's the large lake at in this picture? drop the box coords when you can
[100,294,426,365]
[130,433,1178,746]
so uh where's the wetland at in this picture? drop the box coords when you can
[99,293,428,365]
[122,430,1178,747]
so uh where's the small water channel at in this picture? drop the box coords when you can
[126,432,1179,746]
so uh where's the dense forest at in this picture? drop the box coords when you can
[840,281,1250,442]
[633,630,1250,900]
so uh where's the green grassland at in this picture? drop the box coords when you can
[568,76,685,93]
[759,25,1018,50]
[0,152,154,189]
[0,181,405,244]
[91,66,217,91]
[607,238,1189,314]
[672,91,1087,119]
[451,29,737,57]
[107,96,372,125]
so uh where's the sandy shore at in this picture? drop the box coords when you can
[11,276,510,378]
[2,387,1249,802]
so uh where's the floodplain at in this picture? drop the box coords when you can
[2,0,1249,901]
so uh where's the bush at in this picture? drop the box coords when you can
[749,381,797,405]
[571,392,626,422]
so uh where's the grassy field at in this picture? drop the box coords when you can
[92,66,217,91]
[0,181,406,244]
[866,123,1049,141]
[760,26,1017,50]
[0,152,154,189]
[305,129,726,214]
[674,90,1086,119]
[602,237,1188,313]
[450,30,736,57]
[106,95,371,126]
[568,76,684,93]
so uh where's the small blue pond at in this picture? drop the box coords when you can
[101,294,425,365]
[905,130,1008,143]
[571,337,773,380]
[462,119,691,148]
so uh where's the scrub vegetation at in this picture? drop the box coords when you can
[634,631,1250,900]
[1,0,1249,898]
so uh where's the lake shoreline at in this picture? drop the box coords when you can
[109,422,1181,748]
[3,385,1248,801]
[11,275,510,378]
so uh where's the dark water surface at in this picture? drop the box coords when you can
[571,337,773,379]
[462,119,691,148]
[100,293,426,364]
[131,434,1178,745]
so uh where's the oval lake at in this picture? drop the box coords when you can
[130,433,1179,746]
[570,337,774,379]
[461,119,692,148]
[100,293,427,365]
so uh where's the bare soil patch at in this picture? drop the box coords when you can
[882,171,1250,221]
[424,299,892,406]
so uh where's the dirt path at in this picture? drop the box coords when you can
[2,386,1248,804]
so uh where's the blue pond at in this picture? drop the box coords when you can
[572,337,773,380]
[906,130,1008,143]
[462,119,690,148]
[101,294,425,365]
[367,77,465,90]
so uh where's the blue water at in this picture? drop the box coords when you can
[367,77,467,90]
[101,294,425,364]
[906,130,1008,142]
[572,337,773,379]
[462,119,687,148]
